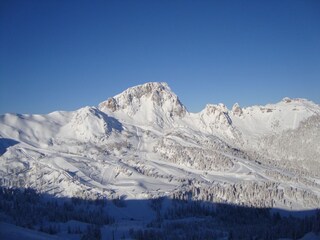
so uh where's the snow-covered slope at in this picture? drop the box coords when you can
[0,222,66,240]
[58,106,122,142]
[230,97,320,138]
[0,82,320,213]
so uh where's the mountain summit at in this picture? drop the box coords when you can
[99,82,186,127]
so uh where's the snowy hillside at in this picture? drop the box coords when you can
[1,82,320,239]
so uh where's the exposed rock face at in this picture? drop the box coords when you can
[283,97,292,103]
[202,104,231,126]
[98,82,187,126]
[205,103,228,115]
[102,98,118,112]
[232,103,243,117]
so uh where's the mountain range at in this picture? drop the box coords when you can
[1,82,320,239]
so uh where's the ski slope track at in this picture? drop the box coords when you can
[1,82,320,212]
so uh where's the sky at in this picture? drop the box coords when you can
[0,0,320,114]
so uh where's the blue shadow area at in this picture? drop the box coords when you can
[0,138,19,155]
[91,108,123,133]
[0,186,319,239]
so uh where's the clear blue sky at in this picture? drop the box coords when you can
[1,0,319,114]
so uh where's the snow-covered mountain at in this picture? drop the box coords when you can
[1,82,320,238]
[1,82,320,204]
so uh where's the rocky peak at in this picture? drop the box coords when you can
[101,97,118,112]
[281,97,312,104]
[232,103,243,117]
[200,103,232,127]
[204,104,228,115]
[282,97,292,103]
[99,82,187,118]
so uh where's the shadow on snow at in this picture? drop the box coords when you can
[0,138,19,155]
[0,186,319,240]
